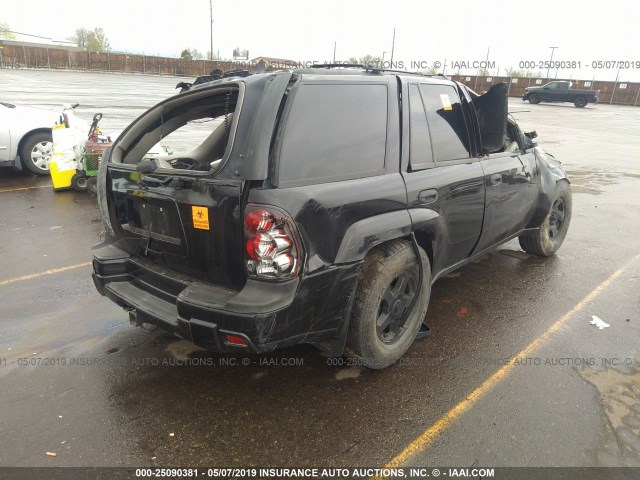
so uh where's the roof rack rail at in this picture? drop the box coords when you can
[309,63,368,69]
[308,63,444,78]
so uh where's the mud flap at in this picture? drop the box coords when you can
[410,235,431,339]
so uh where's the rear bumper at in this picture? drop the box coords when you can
[92,241,360,353]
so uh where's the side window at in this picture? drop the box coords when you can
[547,82,558,90]
[277,83,388,186]
[419,84,471,162]
[408,84,434,171]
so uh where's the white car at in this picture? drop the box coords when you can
[0,102,61,176]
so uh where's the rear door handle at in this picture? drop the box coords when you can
[489,174,503,186]
[418,189,438,205]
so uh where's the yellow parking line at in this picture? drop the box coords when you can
[0,262,92,287]
[381,252,640,470]
[0,185,51,193]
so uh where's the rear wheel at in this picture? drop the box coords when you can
[20,132,53,176]
[528,94,541,104]
[519,181,572,256]
[87,177,98,195]
[574,96,587,108]
[346,240,431,369]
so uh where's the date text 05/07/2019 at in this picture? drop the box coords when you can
[518,60,640,70]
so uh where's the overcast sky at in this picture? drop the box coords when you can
[4,0,640,81]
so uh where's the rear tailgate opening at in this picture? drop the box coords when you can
[104,84,246,289]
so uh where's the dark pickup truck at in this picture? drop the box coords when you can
[92,68,572,368]
[522,80,599,107]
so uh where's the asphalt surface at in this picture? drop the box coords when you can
[0,70,639,470]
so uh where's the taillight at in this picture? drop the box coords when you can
[244,205,302,280]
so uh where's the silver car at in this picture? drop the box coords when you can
[0,102,60,176]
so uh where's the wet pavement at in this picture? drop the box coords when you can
[0,70,639,469]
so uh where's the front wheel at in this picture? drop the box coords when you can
[346,240,431,369]
[528,93,541,104]
[20,132,53,176]
[519,181,572,256]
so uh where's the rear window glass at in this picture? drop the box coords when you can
[116,87,239,172]
[277,83,388,186]
[419,84,470,162]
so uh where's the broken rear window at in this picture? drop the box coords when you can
[112,86,240,172]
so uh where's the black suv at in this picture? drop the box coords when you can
[92,67,571,368]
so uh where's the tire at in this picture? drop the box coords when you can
[574,96,587,108]
[528,94,541,104]
[20,132,53,176]
[71,172,88,192]
[519,181,572,256]
[87,177,98,195]
[346,240,431,369]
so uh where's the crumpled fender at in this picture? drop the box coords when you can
[528,146,570,228]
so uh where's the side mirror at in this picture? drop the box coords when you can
[525,130,538,139]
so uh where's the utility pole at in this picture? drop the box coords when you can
[333,41,336,63]
[209,0,214,61]
[610,65,622,105]
[390,28,396,67]
[546,46,557,79]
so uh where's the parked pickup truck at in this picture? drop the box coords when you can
[92,68,572,368]
[522,81,599,107]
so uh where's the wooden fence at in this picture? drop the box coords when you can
[1,44,639,106]
[0,43,249,78]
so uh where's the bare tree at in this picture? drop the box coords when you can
[188,48,204,60]
[68,27,90,48]
[505,67,526,77]
[423,65,439,75]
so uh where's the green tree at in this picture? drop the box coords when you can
[87,28,110,52]
[181,49,203,61]
[478,67,490,76]
[0,23,16,40]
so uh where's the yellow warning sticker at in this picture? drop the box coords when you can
[192,206,210,230]
[440,93,453,111]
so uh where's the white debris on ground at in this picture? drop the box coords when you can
[590,315,610,330]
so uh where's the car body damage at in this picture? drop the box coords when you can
[93,68,572,367]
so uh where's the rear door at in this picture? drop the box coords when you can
[401,82,485,275]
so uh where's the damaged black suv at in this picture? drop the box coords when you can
[92,67,571,368]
